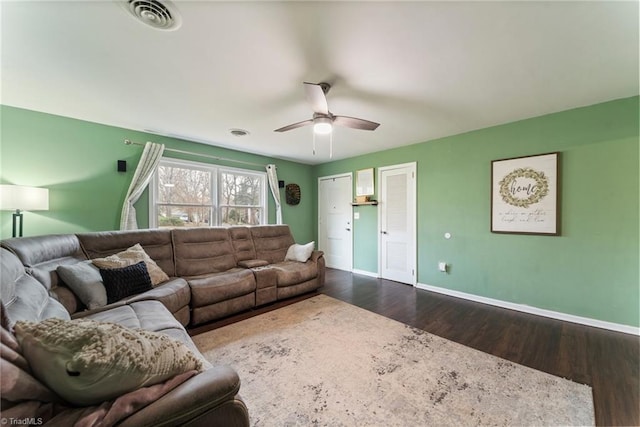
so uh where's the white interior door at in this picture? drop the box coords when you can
[318,174,353,271]
[379,163,416,285]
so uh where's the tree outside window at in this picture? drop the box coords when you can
[220,172,263,226]
[151,159,266,228]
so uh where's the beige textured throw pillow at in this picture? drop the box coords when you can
[14,318,203,406]
[91,243,169,286]
[284,241,315,262]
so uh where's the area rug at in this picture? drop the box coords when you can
[193,294,594,426]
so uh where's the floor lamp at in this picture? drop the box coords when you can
[0,185,49,238]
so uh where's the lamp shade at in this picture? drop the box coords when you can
[0,185,49,211]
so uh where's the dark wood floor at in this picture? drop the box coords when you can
[320,268,639,427]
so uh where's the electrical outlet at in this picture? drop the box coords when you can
[438,262,447,272]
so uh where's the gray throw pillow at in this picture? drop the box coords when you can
[57,261,107,310]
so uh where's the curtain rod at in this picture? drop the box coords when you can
[123,139,267,168]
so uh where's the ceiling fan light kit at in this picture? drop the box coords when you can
[275,82,380,157]
[313,117,333,135]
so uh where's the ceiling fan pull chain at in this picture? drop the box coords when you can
[312,131,316,155]
[329,132,333,159]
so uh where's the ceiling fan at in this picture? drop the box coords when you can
[275,82,380,136]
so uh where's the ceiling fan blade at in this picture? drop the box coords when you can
[303,82,329,115]
[333,115,380,131]
[274,119,314,132]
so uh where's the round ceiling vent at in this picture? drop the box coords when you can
[122,0,182,31]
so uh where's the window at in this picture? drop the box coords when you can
[150,158,267,228]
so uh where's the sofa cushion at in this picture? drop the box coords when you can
[1,235,87,314]
[57,261,107,309]
[172,228,237,276]
[228,226,257,263]
[78,229,176,278]
[1,234,87,289]
[271,261,318,287]
[99,261,153,304]
[1,248,70,327]
[188,268,256,307]
[250,225,295,264]
[80,300,208,368]
[14,317,204,406]
[82,300,180,332]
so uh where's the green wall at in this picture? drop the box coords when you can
[314,96,639,328]
[1,97,638,328]
[0,106,315,243]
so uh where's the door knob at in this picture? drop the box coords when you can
[381,231,387,234]
[346,228,351,231]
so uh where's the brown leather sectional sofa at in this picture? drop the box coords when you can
[0,224,325,426]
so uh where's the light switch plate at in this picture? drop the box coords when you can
[354,212,360,220]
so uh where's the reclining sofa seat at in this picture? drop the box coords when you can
[0,246,72,324]
[249,225,326,300]
[172,225,326,326]
[0,234,88,314]
[172,227,256,326]
[77,229,191,326]
[0,247,249,426]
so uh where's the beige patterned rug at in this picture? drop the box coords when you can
[193,294,594,426]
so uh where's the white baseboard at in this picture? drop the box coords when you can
[416,282,640,336]
[352,269,379,278]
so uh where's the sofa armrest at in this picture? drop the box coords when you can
[118,365,249,427]
[310,250,324,263]
[126,278,191,311]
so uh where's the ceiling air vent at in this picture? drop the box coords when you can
[230,129,250,137]
[122,0,182,31]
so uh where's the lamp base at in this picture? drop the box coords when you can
[12,210,23,238]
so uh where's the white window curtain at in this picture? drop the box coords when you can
[265,164,282,224]
[120,142,165,230]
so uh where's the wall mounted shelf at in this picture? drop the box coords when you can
[351,201,378,206]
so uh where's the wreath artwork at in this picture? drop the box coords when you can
[285,183,301,205]
[498,167,549,208]
[491,152,559,235]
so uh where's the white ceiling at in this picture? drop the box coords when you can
[1,1,638,165]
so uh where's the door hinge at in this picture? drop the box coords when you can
[412,269,415,275]
[412,171,415,179]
